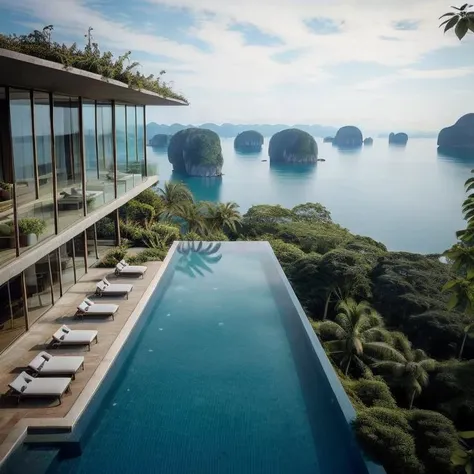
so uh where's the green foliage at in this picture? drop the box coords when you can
[133,189,164,215]
[119,200,155,227]
[168,128,223,172]
[268,128,318,161]
[18,218,46,236]
[291,202,332,224]
[354,408,422,474]
[127,247,167,264]
[158,181,194,219]
[98,245,129,267]
[0,223,12,236]
[148,223,180,247]
[265,237,306,268]
[119,221,146,245]
[96,217,115,239]
[0,27,186,101]
[348,379,398,409]
[204,201,242,233]
[439,5,474,40]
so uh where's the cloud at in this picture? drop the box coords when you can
[1,0,473,129]
[304,17,344,35]
[393,19,420,31]
[227,21,284,46]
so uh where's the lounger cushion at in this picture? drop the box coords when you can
[81,303,118,315]
[84,298,93,306]
[62,330,98,343]
[118,265,147,274]
[96,281,108,292]
[23,377,71,396]
[103,278,111,286]
[53,326,70,342]
[30,353,84,375]
[77,302,89,312]
[9,373,30,394]
[101,284,133,293]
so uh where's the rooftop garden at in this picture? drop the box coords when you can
[0,25,187,103]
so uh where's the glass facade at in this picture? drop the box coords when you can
[0,85,149,353]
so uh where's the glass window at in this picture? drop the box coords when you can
[83,100,105,213]
[126,105,142,188]
[87,224,100,267]
[74,232,86,281]
[33,92,55,240]
[97,102,114,204]
[96,212,117,259]
[0,87,16,266]
[10,88,48,254]
[49,249,62,302]
[0,276,26,353]
[25,257,53,326]
[136,105,146,180]
[60,240,75,293]
[115,104,128,197]
[54,95,84,232]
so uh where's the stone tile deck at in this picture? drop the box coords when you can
[0,259,166,462]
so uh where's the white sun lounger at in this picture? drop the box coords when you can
[115,260,147,278]
[75,299,118,320]
[96,278,133,299]
[28,351,85,379]
[51,325,98,350]
[8,371,72,405]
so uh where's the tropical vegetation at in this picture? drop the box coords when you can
[0,26,186,102]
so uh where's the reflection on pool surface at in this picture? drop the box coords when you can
[2,242,380,474]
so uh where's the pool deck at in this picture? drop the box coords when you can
[0,250,174,465]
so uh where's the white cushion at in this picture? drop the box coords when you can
[96,281,107,292]
[103,278,110,286]
[84,298,94,306]
[8,373,30,393]
[77,302,89,312]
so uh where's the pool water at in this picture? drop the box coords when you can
[3,242,377,474]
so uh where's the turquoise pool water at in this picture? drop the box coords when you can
[2,242,379,474]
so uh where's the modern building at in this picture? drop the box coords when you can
[0,48,186,353]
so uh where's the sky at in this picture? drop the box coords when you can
[0,0,473,131]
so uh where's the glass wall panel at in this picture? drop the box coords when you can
[25,257,53,325]
[0,87,16,266]
[54,95,83,232]
[126,105,141,188]
[136,105,147,179]
[83,100,105,212]
[33,92,55,240]
[97,102,115,204]
[97,212,117,259]
[10,89,47,254]
[0,276,26,353]
[87,224,100,267]
[60,239,75,293]
[49,249,62,302]
[74,232,86,280]
[115,104,128,197]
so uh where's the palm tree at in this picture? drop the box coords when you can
[452,431,474,474]
[205,202,242,233]
[175,202,209,236]
[439,4,474,40]
[373,333,436,409]
[157,182,193,219]
[443,276,474,359]
[317,298,402,375]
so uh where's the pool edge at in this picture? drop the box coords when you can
[262,241,386,474]
[0,241,180,469]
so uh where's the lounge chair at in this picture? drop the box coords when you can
[51,325,98,350]
[115,260,147,278]
[28,351,85,379]
[75,299,118,320]
[8,371,72,405]
[96,278,133,299]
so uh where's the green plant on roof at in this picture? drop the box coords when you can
[0,25,187,103]
[452,431,474,473]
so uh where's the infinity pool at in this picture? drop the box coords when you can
[1,242,380,474]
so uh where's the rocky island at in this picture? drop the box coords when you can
[333,126,363,148]
[234,130,264,152]
[168,128,223,177]
[323,136,334,143]
[389,132,408,145]
[438,113,474,151]
[363,137,373,145]
[268,128,318,164]
[149,134,171,148]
